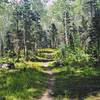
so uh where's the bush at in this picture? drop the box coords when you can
[55,46,93,67]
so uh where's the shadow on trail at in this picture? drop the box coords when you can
[0,68,48,100]
[53,71,100,100]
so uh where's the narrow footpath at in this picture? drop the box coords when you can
[39,62,55,100]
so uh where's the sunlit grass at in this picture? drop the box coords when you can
[52,66,67,73]
[0,59,49,100]
[0,67,48,100]
[85,94,100,100]
[0,57,15,63]
[37,48,56,53]
[16,61,45,68]
[0,48,55,100]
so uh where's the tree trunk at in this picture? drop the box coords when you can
[97,39,100,61]
[64,11,68,45]
[23,29,28,61]
[0,37,4,57]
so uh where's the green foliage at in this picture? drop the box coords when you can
[48,23,58,48]
[49,0,70,21]
[68,48,90,63]
[0,62,48,99]
[53,66,100,99]
[0,0,100,99]
[5,31,14,53]
[56,44,91,67]
[37,48,56,53]
[0,57,15,63]
[88,8,100,60]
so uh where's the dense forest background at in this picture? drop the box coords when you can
[0,0,100,100]
[0,0,100,62]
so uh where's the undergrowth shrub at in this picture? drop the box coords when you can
[55,45,94,67]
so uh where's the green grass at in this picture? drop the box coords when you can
[36,53,55,60]
[37,48,56,53]
[52,66,100,100]
[0,48,56,100]
[0,61,48,100]
[16,61,45,69]
[35,48,56,60]
[84,95,100,100]
[0,57,15,63]
[0,48,100,100]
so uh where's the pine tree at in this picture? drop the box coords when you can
[49,23,58,48]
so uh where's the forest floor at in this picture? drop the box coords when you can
[39,62,54,100]
[0,48,56,100]
[38,49,56,100]
[1,48,100,100]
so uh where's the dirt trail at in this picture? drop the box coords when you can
[39,62,55,100]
